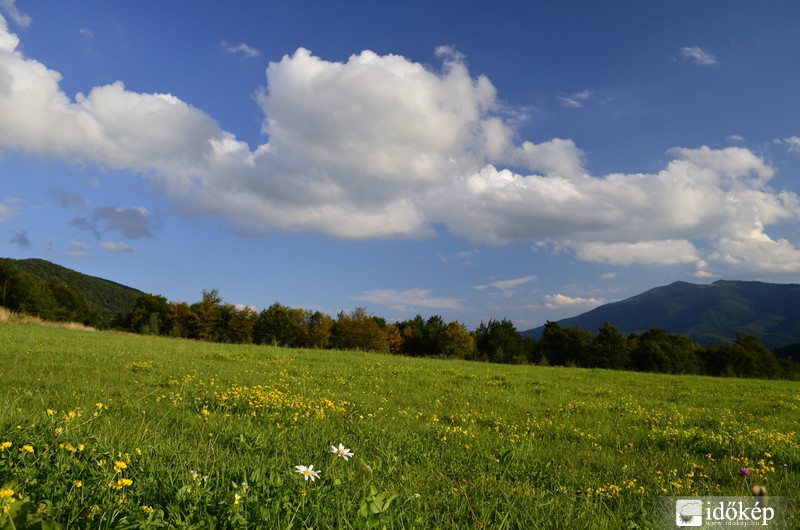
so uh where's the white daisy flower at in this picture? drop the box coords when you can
[294,464,321,481]
[330,443,354,460]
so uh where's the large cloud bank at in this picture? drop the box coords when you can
[1,15,799,276]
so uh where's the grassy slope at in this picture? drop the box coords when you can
[0,323,798,528]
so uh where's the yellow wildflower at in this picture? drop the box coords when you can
[20,444,34,454]
[113,460,127,473]
[0,488,15,515]
[0,441,11,450]
[109,478,133,489]
[73,480,83,488]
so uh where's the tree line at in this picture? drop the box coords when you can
[111,290,800,380]
[1,256,798,380]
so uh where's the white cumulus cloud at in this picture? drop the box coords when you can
[1,17,800,278]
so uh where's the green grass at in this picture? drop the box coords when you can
[1,323,798,528]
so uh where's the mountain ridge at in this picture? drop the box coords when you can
[523,279,800,348]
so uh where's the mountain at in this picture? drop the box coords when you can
[1,257,144,327]
[522,280,800,348]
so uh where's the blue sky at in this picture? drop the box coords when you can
[2,1,800,331]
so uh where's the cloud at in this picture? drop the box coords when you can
[51,189,88,210]
[1,19,800,278]
[71,206,156,239]
[0,198,21,222]
[8,229,29,248]
[543,293,606,311]
[726,134,744,143]
[65,240,91,257]
[100,240,134,253]
[438,248,480,265]
[575,240,701,266]
[354,288,464,312]
[786,136,800,153]
[557,90,593,108]
[0,0,30,28]
[220,40,260,59]
[474,275,536,290]
[681,46,716,65]
[79,28,93,39]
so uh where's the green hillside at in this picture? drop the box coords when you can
[0,257,143,327]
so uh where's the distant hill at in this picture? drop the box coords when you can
[1,257,144,327]
[522,280,800,348]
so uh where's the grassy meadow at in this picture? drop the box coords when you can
[0,322,798,528]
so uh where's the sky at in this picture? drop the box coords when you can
[2,1,800,331]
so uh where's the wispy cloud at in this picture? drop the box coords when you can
[100,241,134,253]
[438,249,480,265]
[543,293,605,311]
[51,189,88,210]
[785,136,800,153]
[474,275,536,291]
[557,90,593,108]
[355,288,464,312]
[71,206,157,240]
[0,0,32,27]
[66,240,91,257]
[221,40,260,59]
[726,134,744,143]
[9,229,30,248]
[681,46,716,65]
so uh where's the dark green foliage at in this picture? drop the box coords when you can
[254,302,303,346]
[628,328,702,374]
[590,322,630,369]
[118,293,170,335]
[701,334,782,378]
[474,318,523,363]
[537,321,590,366]
[332,307,388,352]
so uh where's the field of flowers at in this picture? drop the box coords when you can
[0,322,798,528]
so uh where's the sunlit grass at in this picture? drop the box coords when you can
[1,322,798,528]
